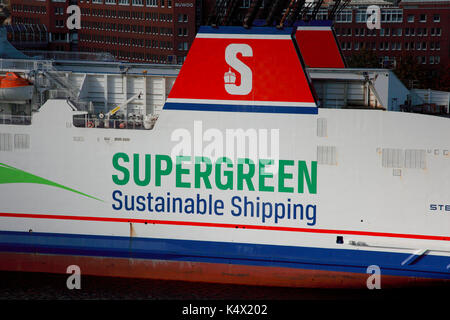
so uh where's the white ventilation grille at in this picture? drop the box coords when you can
[317,145,337,165]
[14,134,30,149]
[404,149,426,169]
[317,118,327,137]
[382,148,403,168]
[0,133,13,151]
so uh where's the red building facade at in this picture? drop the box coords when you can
[333,0,449,69]
[77,0,197,63]
[8,0,199,63]
[9,0,75,51]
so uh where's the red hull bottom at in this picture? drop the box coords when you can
[0,252,447,289]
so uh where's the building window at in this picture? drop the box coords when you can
[355,9,368,23]
[54,7,64,15]
[420,14,426,22]
[146,0,157,6]
[178,14,188,22]
[105,0,116,4]
[435,42,440,50]
[405,28,409,36]
[119,0,129,5]
[178,28,188,36]
[132,0,143,5]
[436,28,441,36]
[336,10,352,23]
[381,9,403,23]
[433,14,440,22]
[407,14,414,22]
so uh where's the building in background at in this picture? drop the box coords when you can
[3,0,450,71]
[332,0,449,70]
[7,0,203,63]
[8,0,76,51]
[77,0,199,64]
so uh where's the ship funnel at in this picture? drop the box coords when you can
[294,21,346,69]
[164,26,318,115]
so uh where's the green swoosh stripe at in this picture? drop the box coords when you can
[0,162,103,202]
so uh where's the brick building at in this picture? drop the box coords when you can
[77,0,198,64]
[8,0,202,63]
[332,0,449,69]
[9,0,76,51]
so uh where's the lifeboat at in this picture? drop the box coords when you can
[0,72,33,102]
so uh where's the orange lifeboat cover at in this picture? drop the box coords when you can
[0,72,31,88]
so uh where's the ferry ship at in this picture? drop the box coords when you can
[0,17,449,288]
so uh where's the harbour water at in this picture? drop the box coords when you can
[0,271,448,300]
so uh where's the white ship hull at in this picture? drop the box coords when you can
[0,99,449,287]
[0,26,449,287]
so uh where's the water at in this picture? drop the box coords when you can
[1,271,448,318]
[0,271,448,300]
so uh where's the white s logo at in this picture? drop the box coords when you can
[224,44,253,95]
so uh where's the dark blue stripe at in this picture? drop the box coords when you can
[163,102,318,114]
[0,231,449,279]
[198,26,292,35]
[294,20,334,27]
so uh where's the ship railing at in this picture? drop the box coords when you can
[0,58,53,73]
[0,114,32,125]
[73,116,157,130]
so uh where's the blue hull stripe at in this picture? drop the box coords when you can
[163,102,318,114]
[0,231,449,279]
